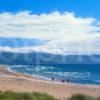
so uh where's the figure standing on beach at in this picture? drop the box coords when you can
[52,77,54,81]
[61,79,65,83]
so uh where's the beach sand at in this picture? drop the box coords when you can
[0,66,100,100]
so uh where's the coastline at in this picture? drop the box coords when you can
[0,65,100,100]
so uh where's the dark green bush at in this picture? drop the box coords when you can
[97,97,100,100]
[68,94,99,100]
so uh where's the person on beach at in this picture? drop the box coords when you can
[52,77,54,81]
[61,79,65,83]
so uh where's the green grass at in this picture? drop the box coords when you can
[68,94,100,100]
[0,91,57,100]
[0,91,100,100]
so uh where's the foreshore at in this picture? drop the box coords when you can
[0,65,100,100]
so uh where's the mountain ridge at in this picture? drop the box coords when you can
[0,51,100,65]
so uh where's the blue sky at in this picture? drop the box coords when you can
[0,0,100,19]
[0,0,100,54]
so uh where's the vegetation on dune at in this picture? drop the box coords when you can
[0,91,57,100]
[32,92,57,100]
[68,94,100,100]
[0,91,100,100]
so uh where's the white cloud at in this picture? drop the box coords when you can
[0,11,100,54]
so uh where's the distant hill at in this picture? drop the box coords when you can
[0,52,100,65]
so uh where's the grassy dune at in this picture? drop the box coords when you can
[0,91,57,100]
[68,94,100,100]
[0,91,99,100]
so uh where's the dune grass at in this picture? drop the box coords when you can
[68,94,100,100]
[0,91,100,100]
[0,91,57,100]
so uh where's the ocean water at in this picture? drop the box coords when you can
[7,64,100,85]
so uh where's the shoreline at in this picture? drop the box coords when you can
[0,65,100,100]
[6,65,100,86]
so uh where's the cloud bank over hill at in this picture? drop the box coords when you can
[0,11,100,54]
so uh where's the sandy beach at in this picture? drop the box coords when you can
[0,66,100,100]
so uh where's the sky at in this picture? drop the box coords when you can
[0,0,100,54]
[0,0,100,19]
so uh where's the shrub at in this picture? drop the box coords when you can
[68,94,98,100]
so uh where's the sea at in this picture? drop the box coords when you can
[6,64,100,85]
